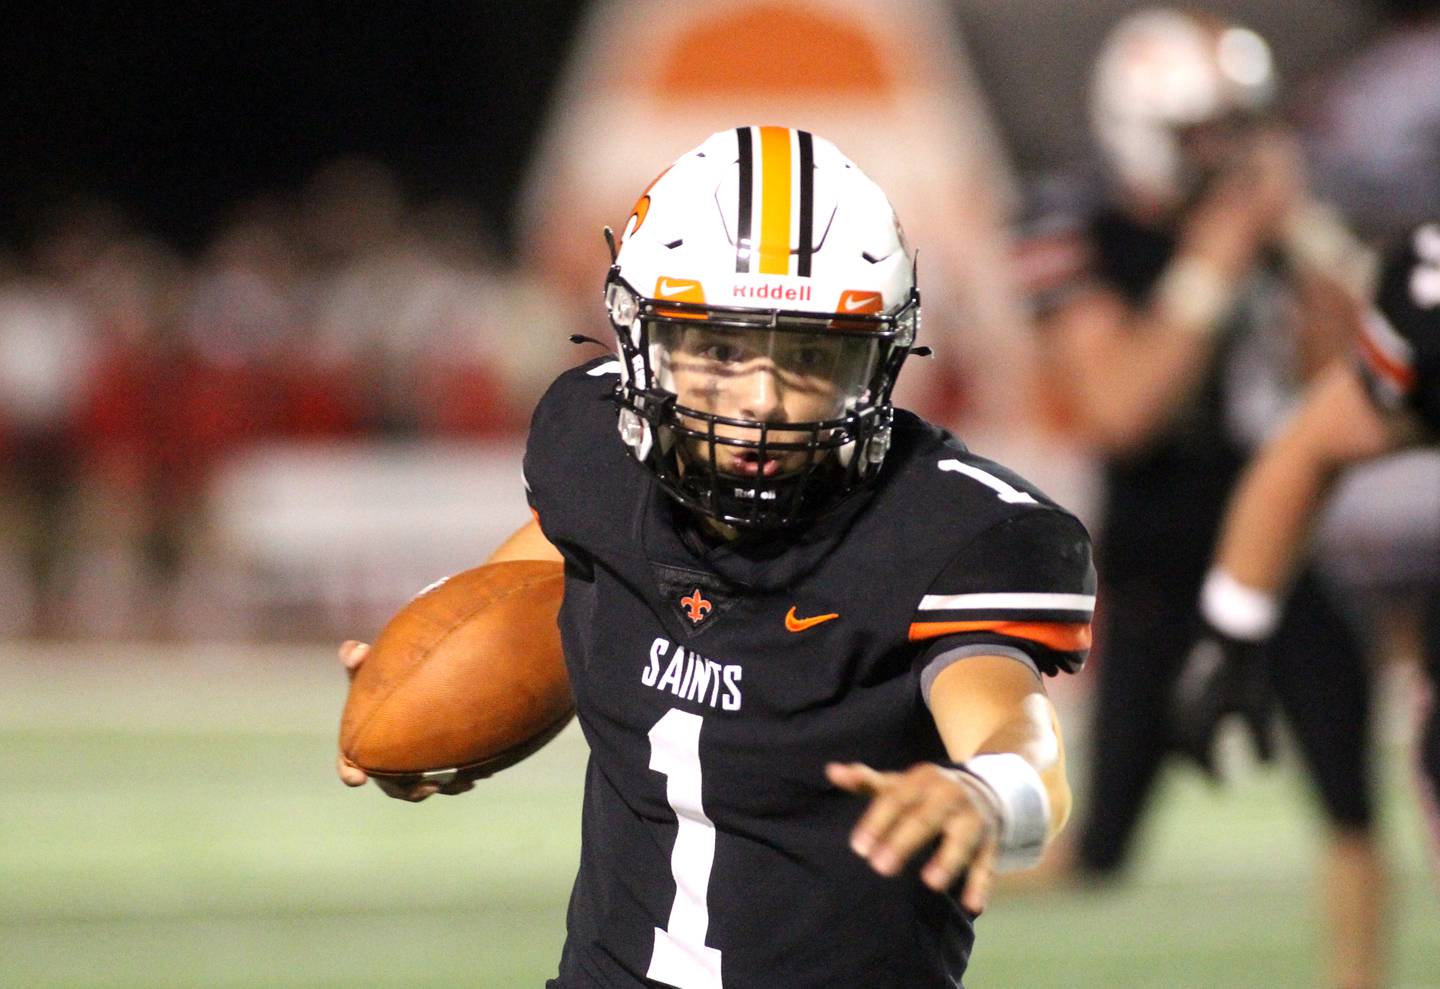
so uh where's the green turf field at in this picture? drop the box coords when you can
[3,642,1437,988]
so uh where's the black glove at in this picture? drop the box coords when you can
[1169,621,1277,779]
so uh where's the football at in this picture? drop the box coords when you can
[339,559,571,783]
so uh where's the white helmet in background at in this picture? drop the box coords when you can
[1090,8,1276,206]
[604,126,920,529]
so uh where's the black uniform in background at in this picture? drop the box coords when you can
[525,358,1095,989]
[1035,203,1374,877]
[1353,226,1440,825]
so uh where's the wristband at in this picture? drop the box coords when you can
[1284,202,1377,297]
[1200,568,1279,642]
[1154,255,1236,336]
[952,753,1050,872]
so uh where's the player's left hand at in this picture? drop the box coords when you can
[826,761,999,914]
[1169,627,1277,778]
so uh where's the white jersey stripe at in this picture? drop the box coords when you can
[1361,308,1414,367]
[918,592,1095,613]
[937,460,1038,504]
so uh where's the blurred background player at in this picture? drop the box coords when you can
[1174,221,1440,891]
[1020,10,1386,989]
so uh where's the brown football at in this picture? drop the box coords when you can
[339,559,571,783]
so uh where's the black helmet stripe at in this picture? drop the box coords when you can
[735,126,754,274]
[796,129,814,277]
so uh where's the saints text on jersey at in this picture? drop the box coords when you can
[642,636,743,711]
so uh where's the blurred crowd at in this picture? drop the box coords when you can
[2,0,1438,644]
[0,159,576,637]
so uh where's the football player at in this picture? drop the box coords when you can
[1173,221,1440,885]
[339,126,1095,987]
[1020,10,1385,989]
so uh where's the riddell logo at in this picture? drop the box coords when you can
[731,282,812,303]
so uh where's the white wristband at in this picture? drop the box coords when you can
[1200,568,1279,642]
[956,753,1050,872]
[1154,255,1235,336]
[1284,202,1378,297]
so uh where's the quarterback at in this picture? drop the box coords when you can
[340,127,1095,987]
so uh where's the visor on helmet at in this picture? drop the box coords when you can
[651,321,882,424]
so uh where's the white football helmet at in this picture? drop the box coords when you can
[604,126,920,529]
[1091,8,1276,205]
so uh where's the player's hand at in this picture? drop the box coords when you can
[335,640,477,802]
[1183,130,1305,275]
[826,761,999,914]
[1169,626,1277,779]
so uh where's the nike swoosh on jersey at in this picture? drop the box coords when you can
[785,606,839,632]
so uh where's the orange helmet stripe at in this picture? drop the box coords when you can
[906,619,1093,652]
[757,125,793,275]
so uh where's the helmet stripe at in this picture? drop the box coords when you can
[735,126,754,273]
[796,130,814,277]
[757,125,793,275]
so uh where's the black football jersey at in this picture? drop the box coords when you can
[524,357,1095,989]
[1354,222,1440,436]
[1019,193,1294,589]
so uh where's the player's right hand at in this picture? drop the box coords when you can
[827,761,1000,915]
[1169,625,1277,779]
[1182,129,1304,273]
[335,640,477,802]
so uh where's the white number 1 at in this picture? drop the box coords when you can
[646,709,723,989]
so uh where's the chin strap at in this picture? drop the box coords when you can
[569,333,611,351]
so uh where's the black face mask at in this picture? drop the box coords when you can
[605,271,917,530]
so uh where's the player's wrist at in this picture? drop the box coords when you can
[1152,254,1238,337]
[1282,201,1377,296]
[1200,568,1279,643]
[947,753,1050,872]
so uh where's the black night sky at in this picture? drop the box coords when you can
[4,2,591,253]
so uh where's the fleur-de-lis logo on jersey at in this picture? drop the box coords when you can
[680,589,713,625]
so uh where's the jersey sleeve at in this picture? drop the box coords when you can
[521,356,626,558]
[912,508,1096,695]
[1352,224,1440,436]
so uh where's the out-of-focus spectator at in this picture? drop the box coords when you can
[72,233,189,634]
[1298,0,1440,242]
[0,200,138,634]
[0,260,97,634]
[1018,11,1386,989]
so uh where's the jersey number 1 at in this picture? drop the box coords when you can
[647,709,723,989]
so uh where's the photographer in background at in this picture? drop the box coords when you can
[1020,10,1385,989]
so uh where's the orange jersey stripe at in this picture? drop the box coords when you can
[1357,326,1416,393]
[757,126,792,275]
[907,619,1092,652]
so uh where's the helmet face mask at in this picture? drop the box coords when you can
[606,265,917,529]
